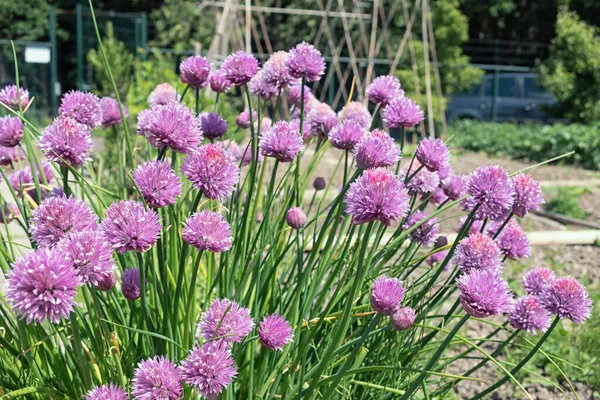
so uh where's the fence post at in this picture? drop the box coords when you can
[76,3,84,90]
[49,7,58,116]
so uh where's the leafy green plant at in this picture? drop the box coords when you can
[544,187,589,220]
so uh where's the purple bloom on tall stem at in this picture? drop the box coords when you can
[457,269,514,318]
[306,102,338,137]
[8,162,54,200]
[403,211,439,246]
[0,145,25,166]
[30,195,97,248]
[59,90,103,129]
[328,120,366,150]
[85,384,128,400]
[453,232,502,274]
[181,143,240,201]
[402,160,440,196]
[511,173,545,217]
[222,51,259,86]
[222,140,243,161]
[354,129,401,169]
[416,138,450,172]
[442,174,468,201]
[258,314,294,350]
[0,84,29,110]
[286,207,307,230]
[462,165,515,221]
[132,356,183,399]
[262,51,299,90]
[0,116,24,147]
[496,220,530,260]
[133,160,183,208]
[382,96,424,128]
[121,268,141,300]
[180,343,237,400]
[235,108,257,129]
[249,70,279,101]
[428,187,448,205]
[96,272,117,291]
[391,307,416,331]
[209,69,232,93]
[259,120,304,162]
[183,210,233,253]
[371,276,405,315]
[7,248,79,324]
[197,298,254,346]
[339,101,372,129]
[345,168,410,225]
[58,230,115,285]
[522,267,556,296]
[148,83,179,107]
[180,55,211,88]
[100,97,128,128]
[200,112,228,140]
[100,200,161,253]
[39,117,93,167]
[288,84,313,107]
[286,42,325,82]
[540,276,592,323]
[509,295,551,334]
[313,177,326,191]
[366,76,404,107]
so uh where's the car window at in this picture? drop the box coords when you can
[482,77,519,97]
[524,77,548,99]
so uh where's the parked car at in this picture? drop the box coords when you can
[445,72,558,123]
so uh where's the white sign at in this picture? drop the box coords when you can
[24,46,51,64]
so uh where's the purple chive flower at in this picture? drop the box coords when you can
[442,174,468,201]
[262,51,299,90]
[345,168,410,225]
[328,120,366,150]
[383,96,424,128]
[428,187,448,205]
[496,221,530,260]
[258,314,294,350]
[511,173,545,217]
[222,51,259,86]
[0,145,25,165]
[416,138,450,172]
[100,200,161,253]
[0,116,24,147]
[354,129,401,169]
[457,270,514,318]
[509,296,551,335]
[0,203,20,224]
[183,210,233,253]
[249,70,279,101]
[391,307,416,331]
[148,83,179,107]
[180,343,237,400]
[132,356,183,400]
[371,276,406,315]
[100,97,128,128]
[540,277,592,323]
[286,207,307,230]
[403,211,439,246]
[286,42,325,82]
[306,102,338,137]
[181,143,240,201]
[96,272,117,291]
[121,268,141,300]
[235,108,257,129]
[59,90,103,129]
[180,55,211,88]
[58,230,115,285]
[427,249,449,267]
[366,75,404,107]
[288,84,313,107]
[438,164,453,181]
[522,267,556,296]
[254,116,272,133]
[402,160,440,196]
[461,165,515,221]
[133,160,183,208]
[85,384,128,400]
[197,298,254,346]
[137,102,202,154]
[8,162,54,201]
[30,195,97,248]
[0,84,29,110]
[7,248,79,324]
[339,101,372,129]
[39,117,93,167]
[209,69,232,93]
[289,118,311,141]
[259,120,304,162]
[200,112,229,140]
[222,140,243,161]
[453,232,502,274]
[313,177,326,191]
[241,142,263,166]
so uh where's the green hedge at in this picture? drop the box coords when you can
[450,121,600,170]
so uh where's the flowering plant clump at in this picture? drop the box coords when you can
[0,19,592,400]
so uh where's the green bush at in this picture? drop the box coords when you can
[450,120,600,170]
[544,187,589,220]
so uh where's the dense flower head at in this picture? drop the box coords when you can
[313,177,326,191]
[509,295,551,334]
[442,174,468,201]
[286,42,325,82]
[391,307,416,331]
[462,165,515,221]
[262,51,299,89]
[382,96,424,128]
[137,102,202,154]
[457,269,513,318]
[366,75,404,107]
[30,195,97,248]
[235,108,257,129]
[96,272,117,291]
[0,84,29,110]
[0,145,25,165]
[540,276,592,323]
[339,101,372,129]
[132,356,183,400]
[180,343,237,400]
[453,232,502,274]
[100,200,161,253]
[306,102,338,137]
[403,211,439,246]
[122,268,141,300]
[345,168,410,225]
[249,70,279,101]
[402,160,440,195]
[286,207,307,230]
[180,55,211,88]
[59,90,103,129]
[328,119,366,150]
[0,203,20,224]
[7,248,79,324]
[0,116,24,147]
[428,187,448,205]
[39,117,93,167]
[511,173,545,217]
[85,384,128,400]
[148,83,179,107]
[222,51,259,86]
[58,230,114,285]
[416,138,450,172]
[437,164,453,181]
[288,118,311,142]
[288,84,313,107]
[200,112,228,140]
[496,220,530,260]
[522,267,556,296]
[209,69,232,93]
[197,298,254,346]
[8,162,54,199]
[371,276,405,315]
[133,160,183,208]
[183,210,233,253]
[258,314,294,350]
[354,128,400,169]
[258,120,304,162]
[181,143,240,200]
[100,97,128,128]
